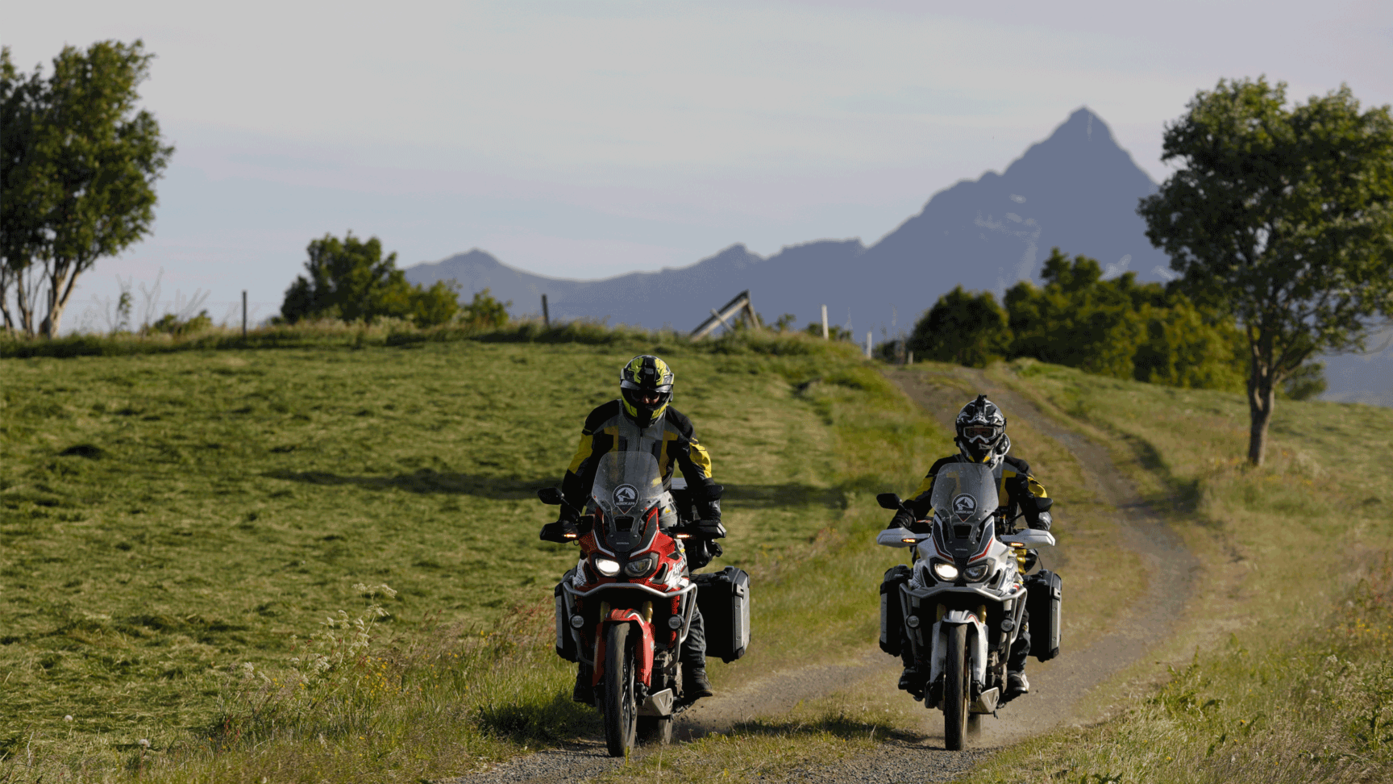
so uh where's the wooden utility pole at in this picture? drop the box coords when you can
[542,294,550,328]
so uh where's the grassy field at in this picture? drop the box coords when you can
[0,325,961,782]
[966,359,1393,784]
[7,325,1384,783]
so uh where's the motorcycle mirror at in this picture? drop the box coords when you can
[876,492,903,510]
[537,487,565,505]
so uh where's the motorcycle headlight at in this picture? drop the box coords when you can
[623,553,659,578]
[593,557,620,577]
[964,563,990,582]
[932,561,959,582]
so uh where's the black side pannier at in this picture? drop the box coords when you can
[1025,569,1062,662]
[693,566,751,663]
[554,569,579,662]
[879,564,912,656]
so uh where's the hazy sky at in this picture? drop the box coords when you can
[6,0,1391,326]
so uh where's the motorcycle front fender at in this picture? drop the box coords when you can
[928,610,988,688]
[591,611,656,689]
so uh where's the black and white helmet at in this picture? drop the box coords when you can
[955,394,1009,465]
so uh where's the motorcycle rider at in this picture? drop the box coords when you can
[540,355,725,704]
[887,394,1052,697]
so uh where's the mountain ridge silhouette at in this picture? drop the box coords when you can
[405,107,1168,336]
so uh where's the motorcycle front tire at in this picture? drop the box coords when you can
[942,624,969,751]
[603,624,639,757]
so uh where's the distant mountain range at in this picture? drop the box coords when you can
[404,107,1390,407]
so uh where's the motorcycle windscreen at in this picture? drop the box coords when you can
[591,451,665,555]
[929,462,1000,551]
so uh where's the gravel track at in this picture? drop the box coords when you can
[452,368,1197,783]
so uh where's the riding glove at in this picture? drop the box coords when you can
[888,509,915,530]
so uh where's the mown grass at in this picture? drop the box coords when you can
[966,359,1393,784]
[0,325,949,781]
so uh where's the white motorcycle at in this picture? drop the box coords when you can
[876,462,1060,750]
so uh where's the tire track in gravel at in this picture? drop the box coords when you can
[451,368,1198,783]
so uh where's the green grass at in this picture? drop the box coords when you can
[0,327,952,781]
[965,359,1393,784]
[11,329,1382,783]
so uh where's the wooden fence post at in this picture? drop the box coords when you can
[821,304,828,339]
[542,294,550,328]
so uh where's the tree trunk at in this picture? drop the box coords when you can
[1247,365,1276,466]
[15,272,36,338]
[39,260,76,338]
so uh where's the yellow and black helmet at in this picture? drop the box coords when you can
[620,355,675,428]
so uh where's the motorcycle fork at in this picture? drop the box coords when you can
[928,605,989,696]
[591,601,656,689]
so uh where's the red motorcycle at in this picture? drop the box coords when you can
[540,451,704,756]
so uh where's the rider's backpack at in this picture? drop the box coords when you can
[1025,569,1062,661]
[694,566,751,663]
[879,564,912,656]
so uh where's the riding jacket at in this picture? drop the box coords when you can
[905,454,1051,531]
[560,399,719,515]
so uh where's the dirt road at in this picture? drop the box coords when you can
[454,368,1197,783]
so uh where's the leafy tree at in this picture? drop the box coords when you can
[457,288,510,329]
[0,41,174,337]
[907,285,1012,368]
[1131,297,1247,391]
[1138,78,1393,464]
[1006,251,1158,379]
[1005,249,1248,388]
[279,232,459,327]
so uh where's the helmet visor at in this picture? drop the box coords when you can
[962,425,1001,444]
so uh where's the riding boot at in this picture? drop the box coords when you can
[572,663,593,703]
[680,606,714,699]
[1006,611,1031,695]
[898,633,925,694]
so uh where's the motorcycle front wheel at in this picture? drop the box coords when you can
[942,624,969,751]
[603,624,639,757]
